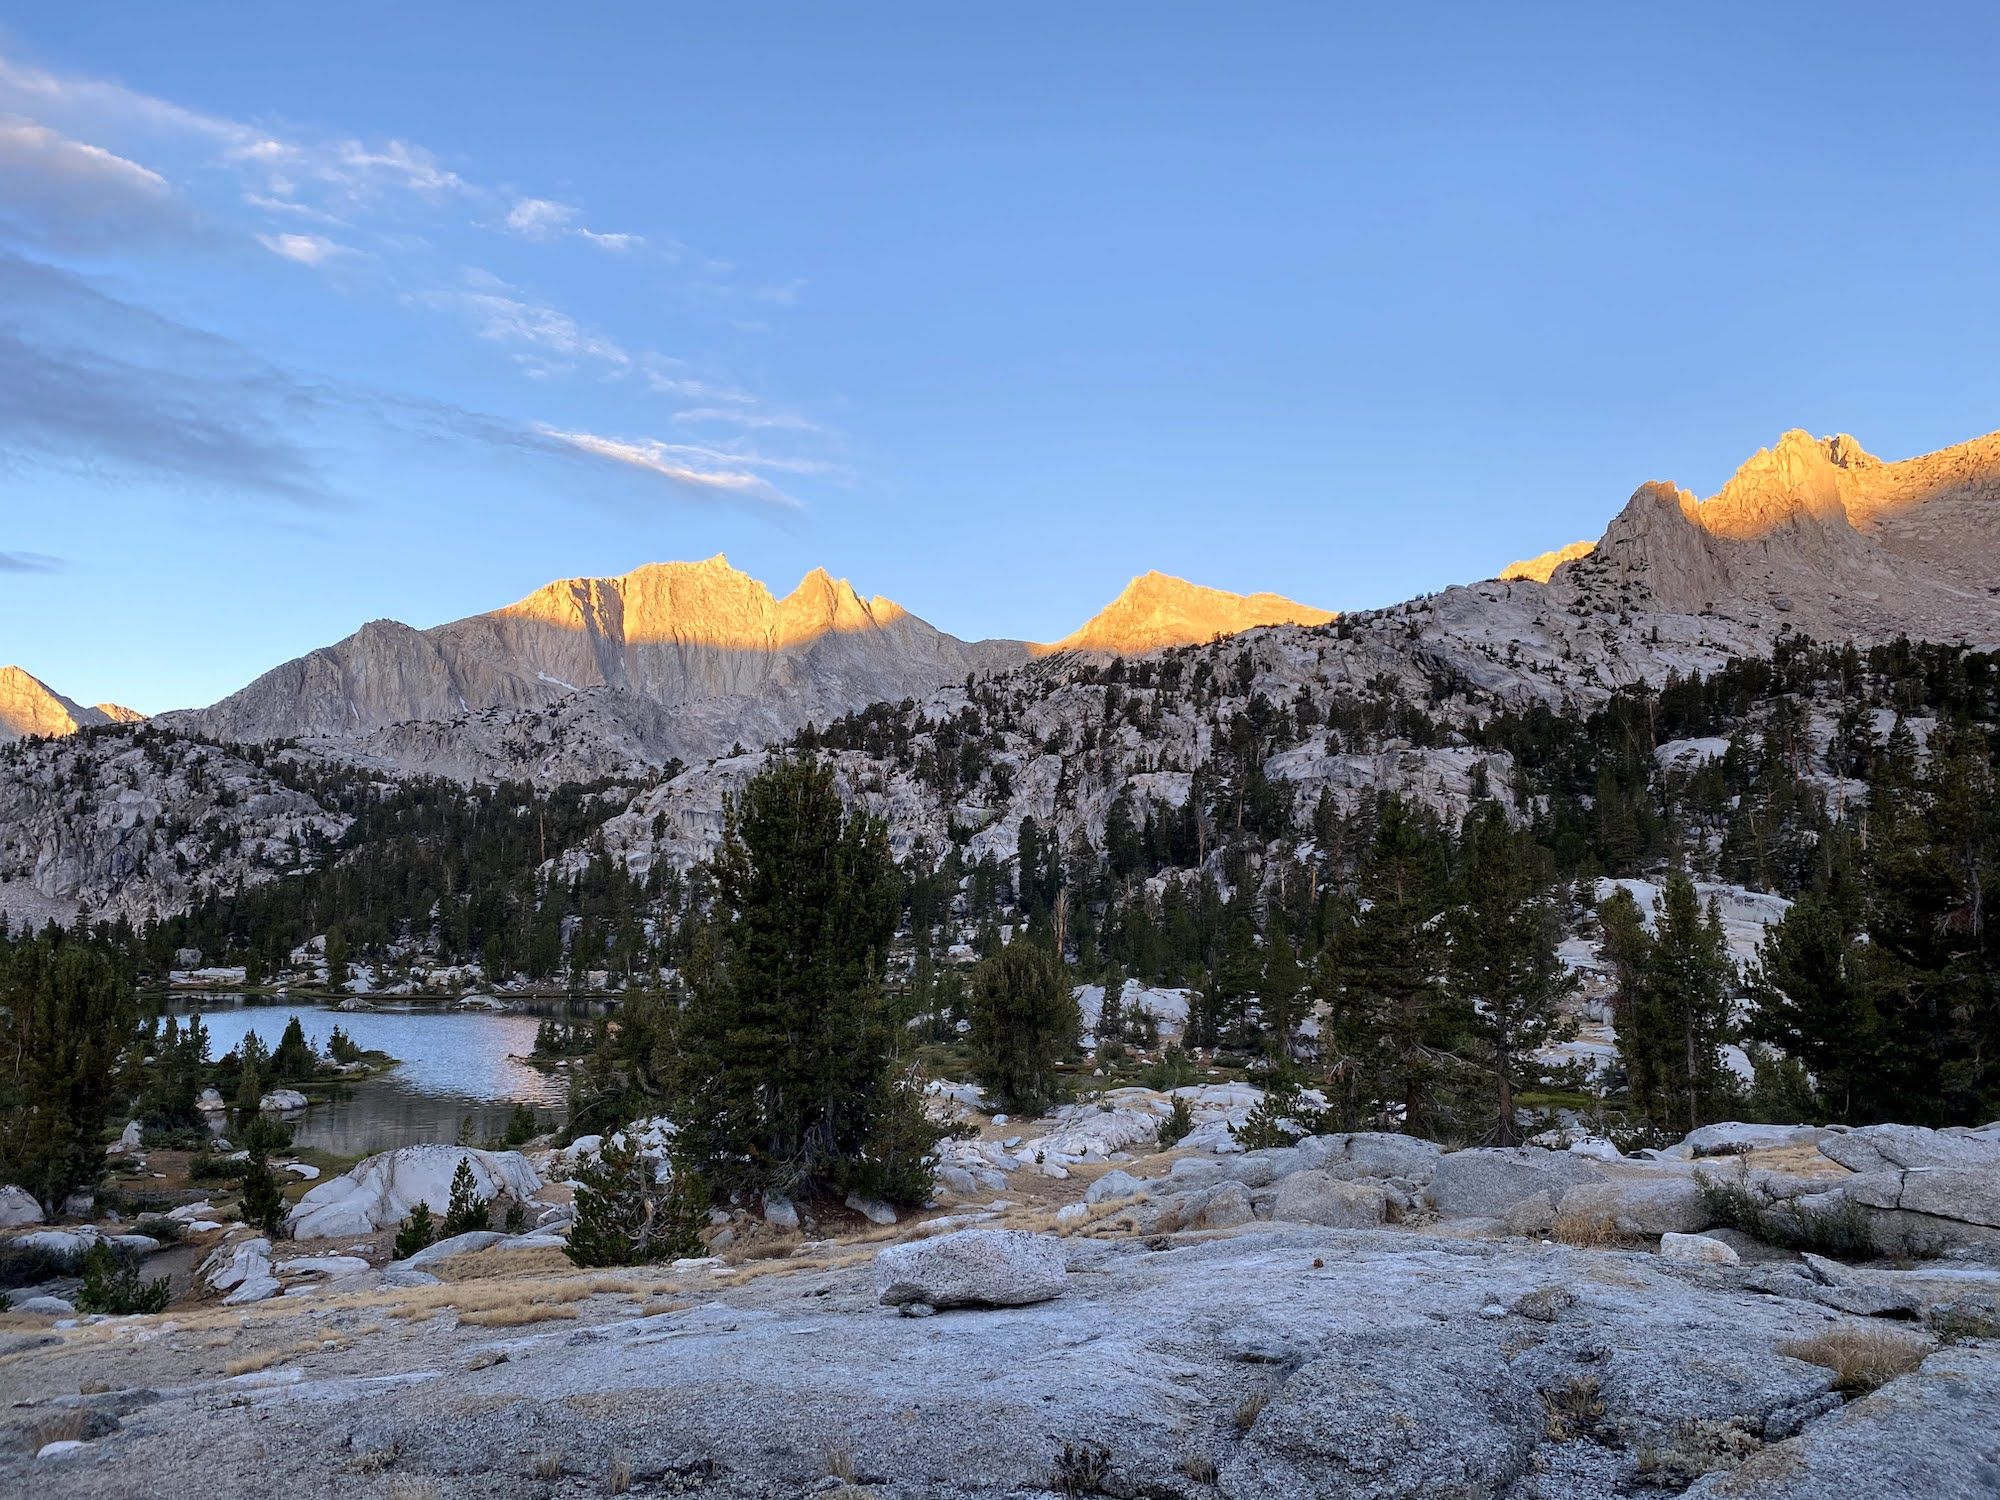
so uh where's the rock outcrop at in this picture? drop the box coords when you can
[285,1145,542,1240]
[0,666,142,744]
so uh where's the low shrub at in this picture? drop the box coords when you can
[1696,1165,1879,1260]
[1157,1096,1196,1150]
[75,1243,171,1315]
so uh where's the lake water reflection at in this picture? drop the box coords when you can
[160,995,574,1156]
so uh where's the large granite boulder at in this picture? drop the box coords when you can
[874,1229,1067,1311]
[1427,1148,1606,1217]
[1556,1175,1713,1237]
[1270,1170,1388,1229]
[285,1145,542,1239]
[0,1185,44,1229]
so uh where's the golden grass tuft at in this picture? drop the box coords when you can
[1779,1325,1930,1394]
[1549,1209,1624,1248]
[31,1409,87,1450]
[606,1454,634,1494]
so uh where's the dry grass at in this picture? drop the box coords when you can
[386,1480,440,1500]
[1549,1209,1624,1248]
[1779,1326,1930,1394]
[30,1409,87,1450]
[1232,1386,1269,1434]
[224,1336,336,1377]
[1179,1452,1219,1483]
[605,1454,634,1494]
[1541,1375,1607,1441]
[821,1439,859,1481]
[532,1451,565,1478]
[459,1302,581,1328]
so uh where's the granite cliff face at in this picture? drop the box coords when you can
[172,556,1031,747]
[0,665,143,743]
[1533,429,2000,643]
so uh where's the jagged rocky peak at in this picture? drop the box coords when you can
[1049,570,1335,655]
[0,665,144,743]
[496,554,898,650]
[172,555,1035,747]
[1498,539,1595,584]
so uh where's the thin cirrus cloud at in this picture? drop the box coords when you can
[0,248,809,516]
[0,549,65,574]
[536,427,807,512]
[502,196,643,253]
[0,48,830,520]
[256,231,353,267]
[0,115,201,250]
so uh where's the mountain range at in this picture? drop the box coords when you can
[5,425,2000,922]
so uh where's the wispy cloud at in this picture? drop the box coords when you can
[0,50,832,514]
[256,230,352,267]
[0,549,65,574]
[502,196,643,253]
[0,115,197,249]
[0,250,791,517]
[415,274,630,374]
[536,427,805,511]
[673,405,820,432]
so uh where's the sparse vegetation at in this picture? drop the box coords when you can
[1049,1440,1113,1496]
[74,1242,171,1315]
[1541,1375,1608,1441]
[1696,1165,1879,1259]
[1157,1094,1195,1149]
[1779,1326,1930,1395]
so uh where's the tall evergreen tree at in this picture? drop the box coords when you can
[1633,874,1736,1131]
[967,937,1078,1113]
[1322,796,1451,1132]
[1445,804,1577,1145]
[674,756,940,1206]
[0,938,136,1212]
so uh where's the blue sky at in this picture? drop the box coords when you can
[4,5,1999,713]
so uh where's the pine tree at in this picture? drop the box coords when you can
[0,937,137,1212]
[1746,890,1878,1121]
[564,1133,707,1268]
[1634,874,1736,1131]
[675,756,941,1205]
[238,1147,286,1235]
[1446,803,1578,1145]
[968,938,1078,1113]
[1323,796,1451,1132]
[441,1156,491,1236]
[393,1200,437,1259]
[271,1015,317,1081]
[324,928,350,990]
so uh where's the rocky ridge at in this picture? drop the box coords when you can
[0,666,142,744]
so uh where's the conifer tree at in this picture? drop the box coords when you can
[1324,796,1451,1132]
[1633,874,1736,1131]
[968,937,1078,1113]
[1746,890,1878,1121]
[393,1201,437,1259]
[1446,803,1578,1145]
[441,1156,491,1236]
[0,937,136,1212]
[564,1134,707,1268]
[674,756,940,1205]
